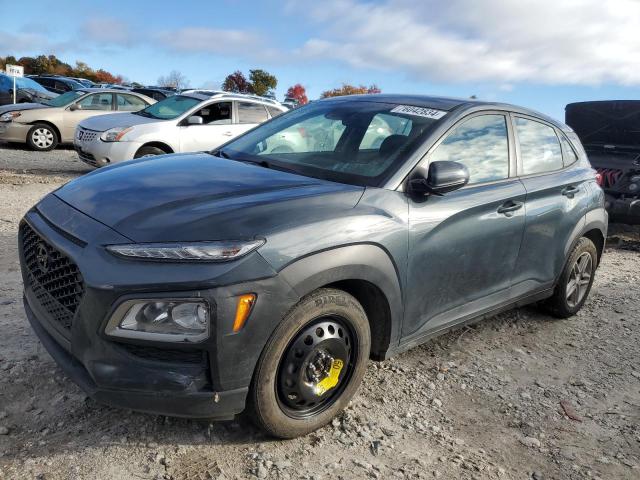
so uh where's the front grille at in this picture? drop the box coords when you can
[77,127,98,142]
[20,222,85,331]
[75,147,98,167]
[119,343,206,365]
[596,168,623,189]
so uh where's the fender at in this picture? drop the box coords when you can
[278,243,405,355]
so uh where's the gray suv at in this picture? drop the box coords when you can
[18,95,607,438]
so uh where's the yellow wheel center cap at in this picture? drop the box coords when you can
[313,359,344,396]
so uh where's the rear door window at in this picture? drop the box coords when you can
[78,93,113,111]
[116,93,148,111]
[430,114,510,184]
[237,102,269,124]
[515,117,563,175]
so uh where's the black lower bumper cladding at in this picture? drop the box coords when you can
[24,296,247,420]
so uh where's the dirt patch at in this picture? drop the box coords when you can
[0,144,638,480]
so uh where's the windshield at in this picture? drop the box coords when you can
[220,100,447,186]
[135,95,201,120]
[15,76,50,94]
[43,90,85,107]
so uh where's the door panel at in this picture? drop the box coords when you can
[61,93,114,141]
[511,168,592,296]
[510,116,593,297]
[405,179,527,339]
[178,101,234,152]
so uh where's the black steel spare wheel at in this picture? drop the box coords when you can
[248,288,371,438]
[277,316,355,418]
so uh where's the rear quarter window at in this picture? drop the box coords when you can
[559,132,579,166]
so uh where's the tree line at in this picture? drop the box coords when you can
[1,54,382,102]
[0,54,124,84]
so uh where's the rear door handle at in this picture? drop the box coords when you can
[562,186,580,197]
[497,201,524,215]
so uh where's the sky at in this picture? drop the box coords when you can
[2,0,640,121]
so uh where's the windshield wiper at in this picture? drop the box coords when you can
[209,149,231,159]
[134,110,154,118]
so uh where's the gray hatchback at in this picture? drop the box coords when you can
[19,95,607,438]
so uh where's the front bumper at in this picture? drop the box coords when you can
[25,297,247,419]
[74,135,143,167]
[0,121,30,143]
[20,194,299,419]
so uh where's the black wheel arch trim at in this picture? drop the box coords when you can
[276,243,404,359]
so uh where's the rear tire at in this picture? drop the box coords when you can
[134,146,166,158]
[543,237,597,318]
[26,123,58,151]
[248,288,371,438]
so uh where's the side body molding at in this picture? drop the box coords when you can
[278,244,404,358]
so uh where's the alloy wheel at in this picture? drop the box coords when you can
[566,251,593,308]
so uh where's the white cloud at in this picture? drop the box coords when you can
[80,18,135,46]
[155,27,271,57]
[294,0,640,86]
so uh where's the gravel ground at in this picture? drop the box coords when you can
[0,143,639,480]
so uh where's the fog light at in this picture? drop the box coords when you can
[629,183,639,192]
[106,299,209,342]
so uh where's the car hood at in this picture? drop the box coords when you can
[0,103,51,114]
[79,112,161,131]
[53,153,364,243]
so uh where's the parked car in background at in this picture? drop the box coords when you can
[131,87,175,102]
[71,77,97,88]
[20,95,606,438]
[74,92,286,167]
[0,73,57,106]
[0,89,154,151]
[566,101,640,224]
[30,76,85,95]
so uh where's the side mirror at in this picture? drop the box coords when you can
[187,115,203,125]
[409,161,470,196]
[69,104,81,111]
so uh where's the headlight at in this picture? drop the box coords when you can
[106,240,265,261]
[0,111,21,122]
[105,299,209,342]
[630,175,640,183]
[100,126,133,142]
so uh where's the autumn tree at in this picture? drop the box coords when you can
[285,84,308,105]
[320,84,381,98]
[157,70,190,90]
[95,69,123,84]
[249,69,277,96]
[222,70,252,93]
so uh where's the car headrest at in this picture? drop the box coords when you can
[379,134,408,158]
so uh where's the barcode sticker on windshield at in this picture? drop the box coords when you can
[390,105,447,119]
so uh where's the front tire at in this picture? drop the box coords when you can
[249,288,371,438]
[27,123,58,151]
[544,237,597,318]
[134,146,167,158]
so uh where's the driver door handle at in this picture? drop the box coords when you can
[222,131,234,137]
[562,185,580,197]
[497,200,524,215]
